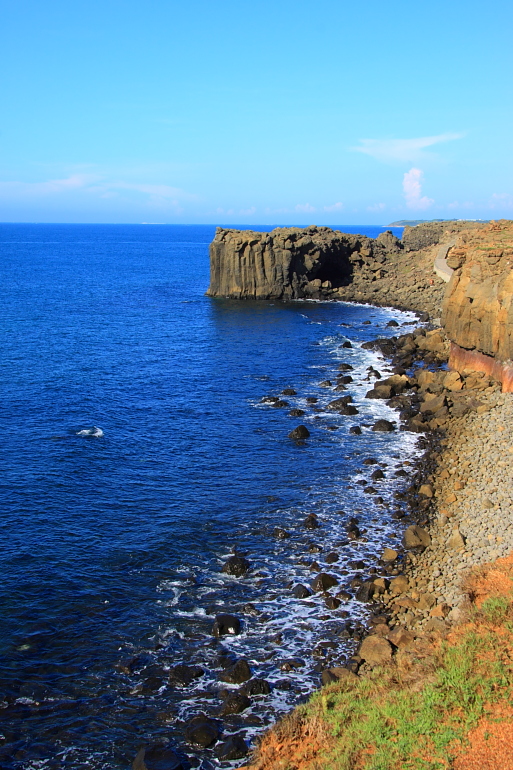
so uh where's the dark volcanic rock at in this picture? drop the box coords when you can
[215,734,248,761]
[349,426,362,435]
[185,715,220,748]
[219,659,252,684]
[133,745,189,770]
[282,388,297,395]
[241,678,272,696]
[288,425,310,439]
[289,408,305,417]
[212,614,241,637]
[311,573,338,592]
[292,583,312,599]
[169,664,204,687]
[222,555,250,577]
[218,693,251,716]
[372,419,395,432]
[273,527,290,539]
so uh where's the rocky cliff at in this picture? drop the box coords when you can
[207,226,400,300]
[441,220,513,390]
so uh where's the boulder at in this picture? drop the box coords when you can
[222,555,250,577]
[311,573,338,592]
[403,525,431,550]
[321,667,358,686]
[185,715,220,748]
[241,678,271,696]
[169,664,204,686]
[389,575,409,594]
[282,388,297,395]
[372,419,395,432]
[133,745,189,770]
[212,614,241,637]
[358,636,393,666]
[303,514,319,530]
[288,425,310,439]
[219,659,252,684]
[214,734,248,761]
[381,548,398,563]
[289,408,305,416]
[388,627,414,648]
[292,583,312,599]
[448,528,465,551]
[349,426,362,435]
[273,527,290,539]
[218,693,251,716]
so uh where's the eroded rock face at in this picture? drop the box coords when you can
[206,226,399,300]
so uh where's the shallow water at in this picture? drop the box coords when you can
[0,224,420,768]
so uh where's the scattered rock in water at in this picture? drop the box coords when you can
[261,396,279,403]
[303,514,319,530]
[219,659,252,684]
[212,614,241,637]
[169,664,204,687]
[341,341,352,348]
[338,363,353,371]
[349,425,362,435]
[386,320,399,327]
[289,408,305,417]
[222,555,250,577]
[281,388,297,396]
[279,657,305,671]
[325,596,340,609]
[185,715,220,748]
[308,543,322,553]
[292,583,312,599]
[306,396,318,403]
[381,548,398,563]
[372,419,395,432]
[363,457,378,465]
[218,693,251,716]
[288,425,310,440]
[371,469,385,480]
[338,375,353,384]
[319,380,332,388]
[311,572,338,592]
[132,745,189,770]
[271,399,289,408]
[325,552,339,564]
[214,734,248,761]
[241,678,271,696]
[273,527,290,539]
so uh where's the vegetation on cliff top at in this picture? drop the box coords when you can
[243,555,513,770]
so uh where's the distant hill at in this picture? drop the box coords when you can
[388,219,489,226]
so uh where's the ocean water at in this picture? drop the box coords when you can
[0,223,419,769]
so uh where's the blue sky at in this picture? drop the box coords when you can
[1,0,512,224]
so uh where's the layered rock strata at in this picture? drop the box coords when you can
[441,220,513,391]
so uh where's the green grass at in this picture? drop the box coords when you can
[300,618,513,770]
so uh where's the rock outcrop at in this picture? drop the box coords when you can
[441,221,513,391]
[207,226,401,300]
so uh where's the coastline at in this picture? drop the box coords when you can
[232,224,513,769]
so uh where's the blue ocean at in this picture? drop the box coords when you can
[0,224,419,769]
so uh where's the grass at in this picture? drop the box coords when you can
[289,599,513,770]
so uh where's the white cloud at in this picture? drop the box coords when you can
[489,193,513,210]
[447,200,474,210]
[403,168,434,210]
[295,203,316,213]
[239,206,256,216]
[0,174,195,210]
[323,202,344,212]
[367,202,386,212]
[352,133,463,163]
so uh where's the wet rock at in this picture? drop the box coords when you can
[273,527,290,539]
[261,396,279,403]
[349,426,362,435]
[218,693,251,716]
[372,419,395,432]
[292,584,312,599]
[212,614,241,638]
[169,665,204,687]
[306,396,318,403]
[241,678,271,696]
[341,341,352,348]
[338,375,353,384]
[363,458,378,465]
[288,425,310,439]
[289,408,305,417]
[363,486,377,494]
[242,603,260,616]
[272,399,289,408]
[325,596,341,609]
[325,552,339,564]
[274,678,292,690]
[371,469,385,481]
[381,548,398,563]
[282,388,297,396]
[185,715,220,748]
[303,514,319,530]
[219,659,252,684]
[386,320,399,327]
[214,734,248,761]
[222,555,250,577]
[132,745,189,770]
[358,636,393,667]
[355,581,378,602]
[280,657,305,671]
[403,525,431,550]
[309,560,321,571]
[366,384,394,399]
[308,543,322,553]
[338,363,353,371]
[319,380,333,387]
[311,573,338,592]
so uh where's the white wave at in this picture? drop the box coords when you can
[76,426,103,437]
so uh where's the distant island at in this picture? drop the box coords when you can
[388,218,489,226]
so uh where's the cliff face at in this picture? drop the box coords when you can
[441,221,513,390]
[207,226,399,300]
